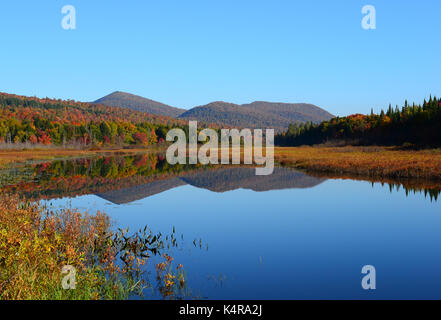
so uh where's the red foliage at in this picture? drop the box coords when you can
[132,132,148,145]
[37,130,52,145]
[347,114,367,120]
[134,155,148,167]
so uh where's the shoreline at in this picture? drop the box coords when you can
[0,145,168,166]
[1,145,441,182]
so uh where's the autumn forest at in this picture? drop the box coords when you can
[0,92,188,147]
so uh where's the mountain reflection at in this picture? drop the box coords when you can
[97,167,326,204]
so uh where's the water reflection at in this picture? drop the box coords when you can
[2,153,441,299]
[98,167,326,204]
[0,153,440,203]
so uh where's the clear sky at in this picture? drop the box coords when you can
[0,0,440,116]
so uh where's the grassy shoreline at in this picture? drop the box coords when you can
[275,146,441,181]
[0,146,167,167]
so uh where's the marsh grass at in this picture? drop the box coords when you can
[275,146,441,181]
[0,195,186,300]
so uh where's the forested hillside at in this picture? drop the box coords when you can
[179,101,333,132]
[0,92,186,147]
[275,96,441,147]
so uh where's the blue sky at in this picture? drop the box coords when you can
[0,0,440,116]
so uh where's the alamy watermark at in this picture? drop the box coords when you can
[361,5,376,30]
[61,265,76,290]
[361,265,376,290]
[166,121,274,176]
[61,5,76,30]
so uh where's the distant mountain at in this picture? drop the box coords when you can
[178,101,334,131]
[94,91,186,118]
[95,91,334,131]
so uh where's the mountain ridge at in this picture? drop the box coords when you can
[178,100,334,131]
[95,91,334,131]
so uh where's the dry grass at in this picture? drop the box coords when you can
[275,146,441,180]
[0,147,161,168]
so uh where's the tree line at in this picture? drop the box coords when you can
[275,96,441,147]
[0,92,188,146]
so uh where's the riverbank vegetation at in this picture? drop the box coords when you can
[0,196,186,300]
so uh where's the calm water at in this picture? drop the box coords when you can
[2,154,441,299]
